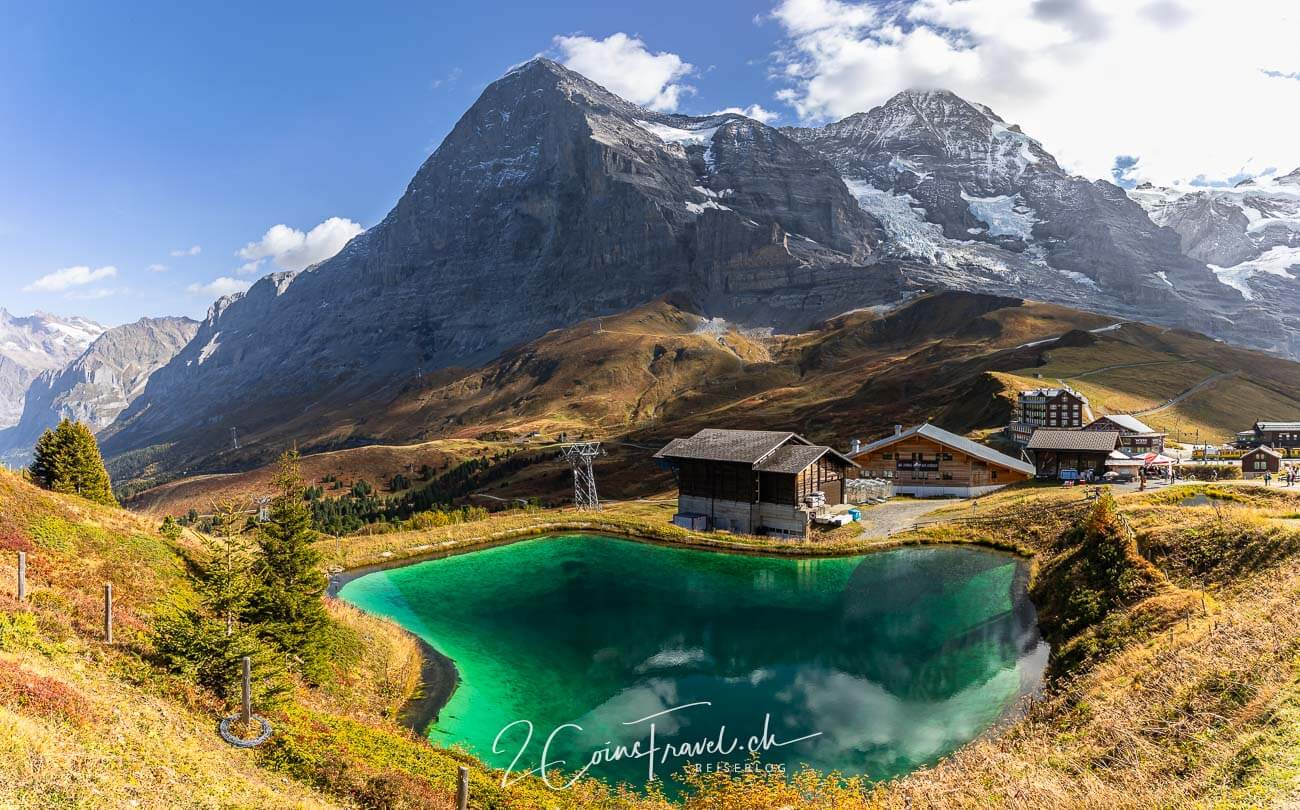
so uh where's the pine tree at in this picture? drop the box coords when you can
[153,504,287,708]
[244,450,331,681]
[29,419,117,506]
[197,499,255,637]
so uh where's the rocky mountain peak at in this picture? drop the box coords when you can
[0,315,198,465]
[0,309,107,428]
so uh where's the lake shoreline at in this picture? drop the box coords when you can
[330,527,1035,740]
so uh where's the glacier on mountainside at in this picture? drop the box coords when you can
[961,192,1038,239]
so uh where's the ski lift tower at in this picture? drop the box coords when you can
[561,442,602,511]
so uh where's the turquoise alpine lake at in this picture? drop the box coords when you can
[338,535,1047,793]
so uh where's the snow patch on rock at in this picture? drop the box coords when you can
[961,192,1037,239]
[1210,245,1300,300]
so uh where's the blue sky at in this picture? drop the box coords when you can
[3,0,1297,325]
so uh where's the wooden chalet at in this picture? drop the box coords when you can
[1240,422,1300,450]
[1026,429,1120,478]
[653,429,858,538]
[1242,445,1282,478]
[1083,414,1166,455]
[849,423,1034,497]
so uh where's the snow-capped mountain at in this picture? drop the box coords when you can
[1129,168,1300,305]
[98,59,1298,476]
[782,90,1243,334]
[0,309,106,428]
[0,316,198,466]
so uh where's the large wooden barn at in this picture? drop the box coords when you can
[849,423,1034,497]
[1026,429,1120,478]
[654,429,858,538]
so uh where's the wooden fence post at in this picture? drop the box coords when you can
[16,551,25,602]
[103,583,113,643]
[457,765,469,810]
[241,656,252,726]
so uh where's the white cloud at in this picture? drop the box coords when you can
[65,287,124,301]
[554,33,694,111]
[187,277,252,298]
[170,244,202,257]
[147,263,168,273]
[768,0,1300,185]
[23,265,118,292]
[711,104,779,123]
[238,216,363,272]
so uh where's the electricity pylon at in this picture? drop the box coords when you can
[561,442,602,510]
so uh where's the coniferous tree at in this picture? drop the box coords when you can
[197,499,256,637]
[244,450,331,681]
[28,419,117,505]
[153,500,287,708]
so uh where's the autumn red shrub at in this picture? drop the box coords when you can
[0,522,33,553]
[0,659,95,726]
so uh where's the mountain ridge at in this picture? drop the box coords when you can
[97,60,1298,479]
[0,315,198,466]
[0,308,107,429]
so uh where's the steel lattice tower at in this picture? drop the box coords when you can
[561,442,602,510]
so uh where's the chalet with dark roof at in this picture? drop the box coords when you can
[1242,445,1282,478]
[1026,428,1120,478]
[1238,422,1300,450]
[1083,414,1166,455]
[654,429,858,538]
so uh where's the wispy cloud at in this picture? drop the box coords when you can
[66,287,125,301]
[147,263,168,273]
[187,277,252,298]
[430,66,463,90]
[170,244,202,257]
[23,265,118,292]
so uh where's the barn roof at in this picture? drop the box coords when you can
[1255,422,1300,432]
[853,423,1035,476]
[1089,414,1161,435]
[1244,445,1283,458]
[654,429,797,464]
[654,429,857,473]
[1026,429,1120,452]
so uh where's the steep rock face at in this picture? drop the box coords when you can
[783,90,1242,328]
[94,64,1300,476]
[0,309,106,428]
[0,316,198,465]
[103,59,895,468]
[1129,170,1300,356]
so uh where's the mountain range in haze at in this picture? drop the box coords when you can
[4,58,1297,481]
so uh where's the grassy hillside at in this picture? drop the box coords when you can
[1004,322,1300,443]
[8,460,1300,807]
[126,291,1300,515]
[0,470,642,809]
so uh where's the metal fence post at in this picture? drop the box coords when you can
[457,765,469,810]
[103,583,113,643]
[241,656,252,726]
[16,551,25,602]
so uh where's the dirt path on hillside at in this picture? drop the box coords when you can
[857,498,953,539]
[1134,370,1236,416]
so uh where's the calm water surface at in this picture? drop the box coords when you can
[339,535,1047,792]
